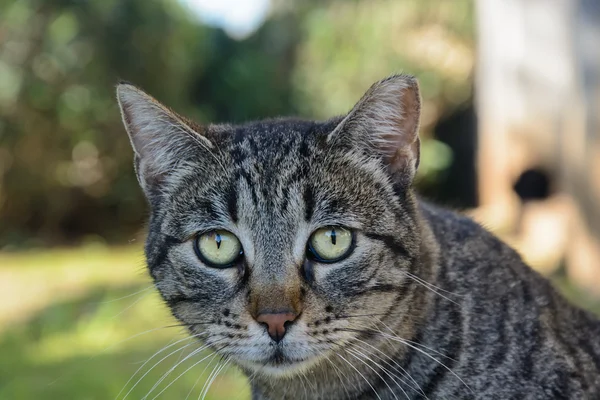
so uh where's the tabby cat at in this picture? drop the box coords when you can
[116,74,600,399]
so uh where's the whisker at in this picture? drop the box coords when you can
[351,320,456,364]
[186,351,228,400]
[200,358,230,400]
[298,371,309,400]
[120,337,206,400]
[96,285,154,304]
[141,339,227,399]
[403,271,462,298]
[399,271,461,305]
[325,356,352,399]
[346,348,401,400]
[376,320,458,362]
[336,312,390,319]
[147,352,219,400]
[349,345,417,400]
[350,337,426,398]
[300,368,318,393]
[341,328,473,395]
[338,353,383,400]
[99,325,192,358]
[110,292,152,320]
[198,356,222,400]
[49,324,195,389]
[184,366,205,400]
[116,334,198,399]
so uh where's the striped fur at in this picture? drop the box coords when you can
[117,75,600,399]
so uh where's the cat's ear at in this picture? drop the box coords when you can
[329,74,421,183]
[116,83,213,197]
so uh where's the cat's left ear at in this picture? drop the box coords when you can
[329,74,421,183]
[116,83,214,199]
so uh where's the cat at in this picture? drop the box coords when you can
[116,74,600,399]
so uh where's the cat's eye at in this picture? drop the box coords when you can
[308,226,354,263]
[193,230,243,268]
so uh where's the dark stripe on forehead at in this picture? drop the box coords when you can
[280,185,290,213]
[304,184,315,221]
[226,182,238,223]
[279,165,305,214]
[321,198,349,216]
[237,168,258,206]
[196,198,219,220]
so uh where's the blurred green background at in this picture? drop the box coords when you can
[0,0,597,399]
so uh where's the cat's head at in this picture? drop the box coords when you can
[117,75,423,377]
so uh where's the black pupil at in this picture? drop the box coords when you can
[330,228,337,246]
[215,233,222,249]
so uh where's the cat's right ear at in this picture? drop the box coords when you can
[116,83,213,198]
[328,74,421,187]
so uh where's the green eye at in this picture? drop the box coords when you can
[308,226,354,262]
[194,230,243,268]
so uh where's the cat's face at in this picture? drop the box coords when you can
[117,75,422,377]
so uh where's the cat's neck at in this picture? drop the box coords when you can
[248,207,443,399]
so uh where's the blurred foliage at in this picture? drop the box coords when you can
[0,0,474,248]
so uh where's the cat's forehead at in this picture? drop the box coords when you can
[168,116,392,238]
[213,117,340,160]
[230,117,337,138]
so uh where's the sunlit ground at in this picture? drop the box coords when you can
[0,246,249,400]
[1,244,599,400]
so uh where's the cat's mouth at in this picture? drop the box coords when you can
[267,347,305,366]
[236,347,321,377]
[269,347,288,363]
[262,350,309,368]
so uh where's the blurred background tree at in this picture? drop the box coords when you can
[0,0,476,249]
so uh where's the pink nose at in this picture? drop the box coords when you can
[256,312,298,342]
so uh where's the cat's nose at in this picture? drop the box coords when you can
[256,311,298,343]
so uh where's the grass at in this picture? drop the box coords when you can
[0,245,249,400]
[1,245,598,400]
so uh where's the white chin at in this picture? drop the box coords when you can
[238,356,322,378]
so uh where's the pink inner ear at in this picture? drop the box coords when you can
[396,83,421,145]
[386,82,421,171]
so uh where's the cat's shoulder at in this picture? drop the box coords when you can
[416,198,534,288]
[417,199,499,247]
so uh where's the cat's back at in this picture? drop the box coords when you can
[413,201,600,399]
